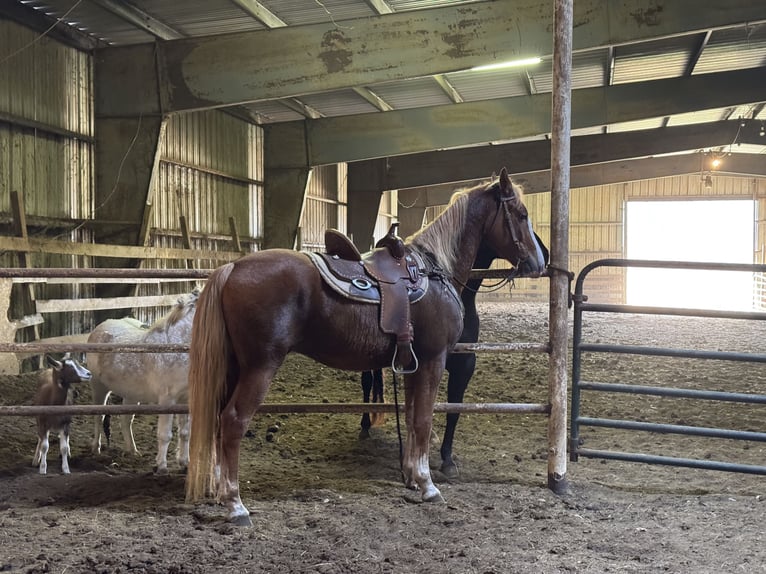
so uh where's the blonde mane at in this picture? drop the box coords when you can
[407,175,526,275]
[407,183,478,276]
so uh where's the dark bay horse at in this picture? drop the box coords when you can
[359,237,549,476]
[186,168,546,525]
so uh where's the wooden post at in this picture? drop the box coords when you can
[179,215,195,270]
[10,191,42,354]
[228,216,243,253]
[547,0,572,494]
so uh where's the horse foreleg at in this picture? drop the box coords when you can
[59,429,71,474]
[402,362,445,503]
[217,365,276,526]
[176,413,190,470]
[155,413,173,474]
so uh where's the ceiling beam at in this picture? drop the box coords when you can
[266,67,766,167]
[98,0,766,115]
[347,120,764,192]
[89,0,183,40]
[398,153,766,206]
[228,0,286,28]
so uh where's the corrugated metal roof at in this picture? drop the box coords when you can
[22,0,155,44]
[258,0,375,26]
[445,68,529,101]
[612,35,697,85]
[370,77,455,109]
[694,23,766,75]
[133,0,267,36]
[243,100,305,123]
[299,89,380,117]
[11,0,766,137]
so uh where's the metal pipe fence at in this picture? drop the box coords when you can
[570,258,766,475]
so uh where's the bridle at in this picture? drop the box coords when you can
[485,181,531,270]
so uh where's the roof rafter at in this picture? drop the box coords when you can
[398,153,766,206]
[347,119,763,193]
[265,67,766,167]
[89,0,182,40]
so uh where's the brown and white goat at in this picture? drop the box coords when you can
[32,354,92,475]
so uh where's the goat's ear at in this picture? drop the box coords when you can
[46,355,63,370]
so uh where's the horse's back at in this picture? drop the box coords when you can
[219,249,464,371]
[88,317,188,403]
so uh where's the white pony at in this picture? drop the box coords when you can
[87,290,197,473]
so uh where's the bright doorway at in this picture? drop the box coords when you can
[625,200,755,311]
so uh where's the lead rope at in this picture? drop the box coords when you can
[391,370,405,482]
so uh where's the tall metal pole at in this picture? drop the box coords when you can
[547,0,573,493]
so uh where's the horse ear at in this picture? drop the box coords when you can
[498,167,514,199]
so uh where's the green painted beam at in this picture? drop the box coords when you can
[262,168,311,249]
[273,67,766,166]
[348,120,762,192]
[398,153,766,206]
[98,0,766,114]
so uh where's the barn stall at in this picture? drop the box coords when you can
[1,1,766,571]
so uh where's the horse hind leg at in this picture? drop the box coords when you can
[155,413,174,474]
[440,353,477,479]
[90,385,111,454]
[176,413,190,470]
[217,364,278,526]
[118,409,139,455]
[359,371,374,439]
[370,369,386,428]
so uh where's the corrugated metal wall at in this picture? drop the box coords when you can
[521,173,765,304]
[139,110,264,322]
[425,173,766,305]
[0,20,94,341]
[299,167,396,253]
[373,190,397,247]
[300,164,342,251]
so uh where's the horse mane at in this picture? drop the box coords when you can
[406,174,527,276]
[148,290,198,333]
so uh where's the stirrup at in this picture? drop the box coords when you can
[391,343,419,375]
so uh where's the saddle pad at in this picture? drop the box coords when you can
[306,252,428,305]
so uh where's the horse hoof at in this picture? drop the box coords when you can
[358,428,370,440]
[423,491,445,503]
[440,462,460,480]
[229,514,253,527]
[154,466,169,475]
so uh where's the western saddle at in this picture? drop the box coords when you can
[307,223,427,373]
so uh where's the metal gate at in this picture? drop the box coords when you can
[570,258,766,474]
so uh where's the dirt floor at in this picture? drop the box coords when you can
[1,301,765,573]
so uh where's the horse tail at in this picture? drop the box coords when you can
[185,262,235,503]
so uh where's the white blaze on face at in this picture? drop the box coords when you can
[527,217,546,272]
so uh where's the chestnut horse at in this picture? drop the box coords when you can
[186,168,546,525]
